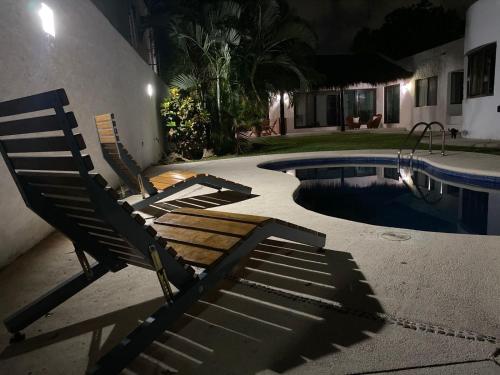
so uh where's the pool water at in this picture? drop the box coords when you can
[290,166,500,235]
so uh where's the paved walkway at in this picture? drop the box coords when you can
[0,150,499,374]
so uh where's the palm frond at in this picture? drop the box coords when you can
[170,73,200,90]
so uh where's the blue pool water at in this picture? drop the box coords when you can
[288,165,500,235]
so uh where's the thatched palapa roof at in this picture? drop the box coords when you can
[311,54,414,89]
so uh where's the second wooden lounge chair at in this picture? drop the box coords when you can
[94,113,251,210]
[0,89,326,374]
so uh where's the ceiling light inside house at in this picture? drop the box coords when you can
[39,3,55,37]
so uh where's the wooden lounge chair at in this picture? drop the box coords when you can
[0,89,326,374]
[94,113,251,210]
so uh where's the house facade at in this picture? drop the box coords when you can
[271,0,499,140]
[463,0,499,139]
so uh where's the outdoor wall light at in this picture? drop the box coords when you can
[39,3,55,38]
[283,92,289,105]
[276,93,289,104]
[146,83,154,97]
[401,81,412,94]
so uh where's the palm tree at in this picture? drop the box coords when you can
[237,0,317,102]
[170,1,241,122]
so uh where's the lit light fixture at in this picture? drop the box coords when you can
[401,81,411,94]
[146,83,154,97]
[39,3,55,37]
[283,92,289,105]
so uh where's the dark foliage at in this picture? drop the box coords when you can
[351,0,465,59]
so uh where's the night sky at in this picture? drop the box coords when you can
[287,0,476,53]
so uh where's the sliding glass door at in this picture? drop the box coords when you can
[384,84,400,123]
[343,89,376,123]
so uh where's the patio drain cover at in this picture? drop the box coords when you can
[381,232,411,241]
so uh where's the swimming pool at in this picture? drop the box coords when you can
[260,158,500,235]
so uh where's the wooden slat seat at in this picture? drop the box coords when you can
[148,171,199,190]
[153,208,274,268]
[94,113,252,208]
[170,207,272,225]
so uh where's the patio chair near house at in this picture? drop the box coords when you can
[262,118,279,136]
[346,116,361,129]
[94,113,251,210]
[0,89,326,374]
[367,114,382,129]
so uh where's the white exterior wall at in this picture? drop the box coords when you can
[399,38,465,130]
[463,0,500,139]
[0,0,167,267]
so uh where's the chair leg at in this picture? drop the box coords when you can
[4,262,109,335]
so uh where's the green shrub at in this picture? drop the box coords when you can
[160,88,211,160]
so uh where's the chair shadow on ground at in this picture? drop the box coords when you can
[1,240,385,374]
[139,190,259,218]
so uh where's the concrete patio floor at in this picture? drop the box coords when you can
[0,150,499,374]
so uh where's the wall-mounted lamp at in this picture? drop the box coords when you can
[146,83,154,97]
[283,92,289,105]
[39,3,55,37]
[401,81,412,94]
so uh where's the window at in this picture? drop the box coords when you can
[449,71,464,104]
[128,5,138,48]
[415,76,438,107]
[467,43,496,97]
[428,76,437,105]
[384,84,400,123]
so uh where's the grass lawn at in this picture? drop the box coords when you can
[242,132,500,156]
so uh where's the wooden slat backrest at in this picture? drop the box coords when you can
[94,113,157,195]
[95,113,118,145]
[0,90,195,287]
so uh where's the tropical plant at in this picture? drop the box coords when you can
[160,88,210,159]
[165,0,317,155]
[351,0,465,59]
[170,2,241,120]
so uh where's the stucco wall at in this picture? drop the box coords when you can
[399,38,465,130]
[0,0,167,267]
[463,0,500,139]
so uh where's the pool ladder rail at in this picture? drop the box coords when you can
[397,121,446,174]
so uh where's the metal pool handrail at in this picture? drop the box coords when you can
[398,121,446,172]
